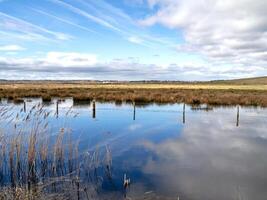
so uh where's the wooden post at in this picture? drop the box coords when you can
[23,101,26,113]
[92,100,96,119]
[183,103,185,124]
[56,100,59,117]
[133,101,136,121]
[236,106,240,127]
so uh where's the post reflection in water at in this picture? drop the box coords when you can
[236,105,240,127]
[133,102,136,121]
[183,103,185,124]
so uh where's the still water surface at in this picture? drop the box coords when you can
[1,98,267,200]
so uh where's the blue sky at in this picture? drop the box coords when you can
[0,0,267,80]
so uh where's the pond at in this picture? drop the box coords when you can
[0,98,267,200]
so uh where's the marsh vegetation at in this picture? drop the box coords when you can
[1,80,267,106]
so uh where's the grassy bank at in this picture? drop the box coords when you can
[1,81,267,106]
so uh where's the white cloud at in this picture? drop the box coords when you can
[128,36,143,44]
[0,52,97,68]
[45,52,97,67]
[140,0,267,68]
[0,45,25,51]
[1,51,266,80]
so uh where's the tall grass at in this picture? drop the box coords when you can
[0,101,114,200]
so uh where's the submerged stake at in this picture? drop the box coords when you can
[23,101,26,113]
[56,100,59,117]
[236,106,240,127]
[92,100,96,119]
[183,103,185,124]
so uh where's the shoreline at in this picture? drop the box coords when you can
[1,82,267,106]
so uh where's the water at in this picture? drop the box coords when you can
[1,98,267,200]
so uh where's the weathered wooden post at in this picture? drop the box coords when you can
[56,100,59,117]
[133,101,136,121]
[236,105,240,127]
[92,100,96,119]
[23,100,26,113]
[183,103,185,124]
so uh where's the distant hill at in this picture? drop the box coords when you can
[0,76,267,85]
[210,76,267,85]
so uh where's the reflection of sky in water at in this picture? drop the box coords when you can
[139,107,267,200]
[1,99,267,199]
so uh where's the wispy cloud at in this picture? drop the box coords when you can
[0,30,54,42]
[49,0,176,48]
[79,0,134,26]
[0,11,73,41]
[50,0,122,32]
[128,36,143,44]
[0,45,25,51]
[31,8,98,34]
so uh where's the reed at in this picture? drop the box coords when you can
[39,138,48,180]
[0,102,115,199]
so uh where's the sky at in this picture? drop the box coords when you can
[0,0,267,80]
